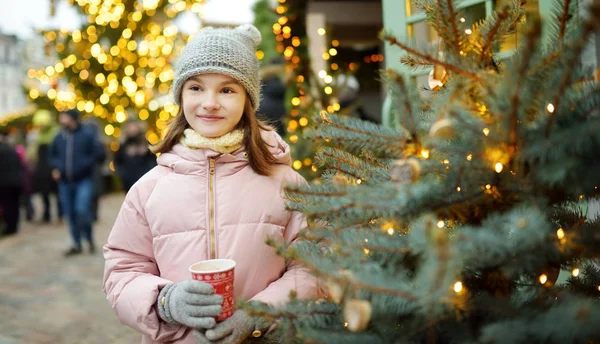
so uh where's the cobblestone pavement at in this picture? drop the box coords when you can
[0,193,140,344]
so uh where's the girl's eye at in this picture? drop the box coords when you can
[221,88,234,94]
[189,85,202,91]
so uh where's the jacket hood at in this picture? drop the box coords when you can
[157,129,291,175]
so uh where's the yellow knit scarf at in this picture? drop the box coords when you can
[181,128,244,154]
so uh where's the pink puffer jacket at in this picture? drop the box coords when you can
[103,130,320,343]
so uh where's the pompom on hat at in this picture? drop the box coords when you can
[171,24,262,111]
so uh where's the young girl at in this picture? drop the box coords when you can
[103,25,320,344]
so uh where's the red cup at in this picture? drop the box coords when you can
[189,259,236,321]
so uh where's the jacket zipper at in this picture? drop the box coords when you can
[208,157,216,260]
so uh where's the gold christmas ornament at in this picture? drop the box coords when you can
[326,280,344,304]
[343,299,372,332]
[431,225,448,246]
[428,65,448,91]
[429,118,455,138]
[332,172,349,186]
[338,269,355,281]
[390,158,421,184]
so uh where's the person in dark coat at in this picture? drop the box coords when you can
[82,118,107,222]
[114,121,156,193]
[15,144,35,221]
[32,109,62,223]
[257,58,287,136]
[34,131,61,223]
[49,109,103,256]
[0,130,24,237]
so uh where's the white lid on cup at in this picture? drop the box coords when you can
[189,259,236,274]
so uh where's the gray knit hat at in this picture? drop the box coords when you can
[172,24,262,111]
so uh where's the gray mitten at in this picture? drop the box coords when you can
[193,310,256,344]
[157,280,223,330]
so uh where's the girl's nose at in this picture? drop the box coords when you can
[202,93,221,111]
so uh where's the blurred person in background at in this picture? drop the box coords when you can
[336,71,373,123]
[114,120,156,193]
[49,109,103,256]
[15,144,35,221]
[82,117,107,222]
[0,129,24,237]
[257,56,287,136]
[31,109,62,223]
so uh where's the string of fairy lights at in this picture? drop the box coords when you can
[270,0,353,173]
[269,0,313,172]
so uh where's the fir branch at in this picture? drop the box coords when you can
[320,150,361,173]
[383,34,483,83]
[297,255,419,300]
[479,6,510,66]
[387,69,419,144]
[546,15,600,136]
[246,306,338,321]
[431,0,452,50]
[443,0,461,55]
[361,244,412,254]
[308,113,408,157]
[480,297,600,342]
[309,202,360,219]
[303,236,413,255]
[285,185,348,198]
[400,55,433,70]
[529,49,563,75]
[447,110,488,139]
[404,314,455,342]
[317,114,404,143]
[361,152,390,169]
[298,220,373,236]
[332,221,374,234]
[570,216,587,232]
[558,0,573,46]
[509,19,541,153]
[530,0,582,74]
[325,165,364,184]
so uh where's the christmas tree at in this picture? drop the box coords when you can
[268,0,320,179]
[267,0,347,180]
[26,0,204,146]
[253,0,279,64]
[245,0,600,342]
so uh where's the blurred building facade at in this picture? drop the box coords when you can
[305,0,384,123]
[0,32,29,121]
[301,0,600,126]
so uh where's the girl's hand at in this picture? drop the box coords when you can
[156,280,223,330]
[193,310,255,344]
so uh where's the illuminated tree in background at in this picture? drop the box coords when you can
[272,0,348,180]
[26,0,205,146]
[252,0,279,63]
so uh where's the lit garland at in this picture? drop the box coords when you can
[0,105,38,127]
[272,0,313,173]
[272,0,345,175]
[27,0,205,144]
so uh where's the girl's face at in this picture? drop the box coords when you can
[181,73,246,138]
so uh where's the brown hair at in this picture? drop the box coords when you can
[151,97,277,176]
